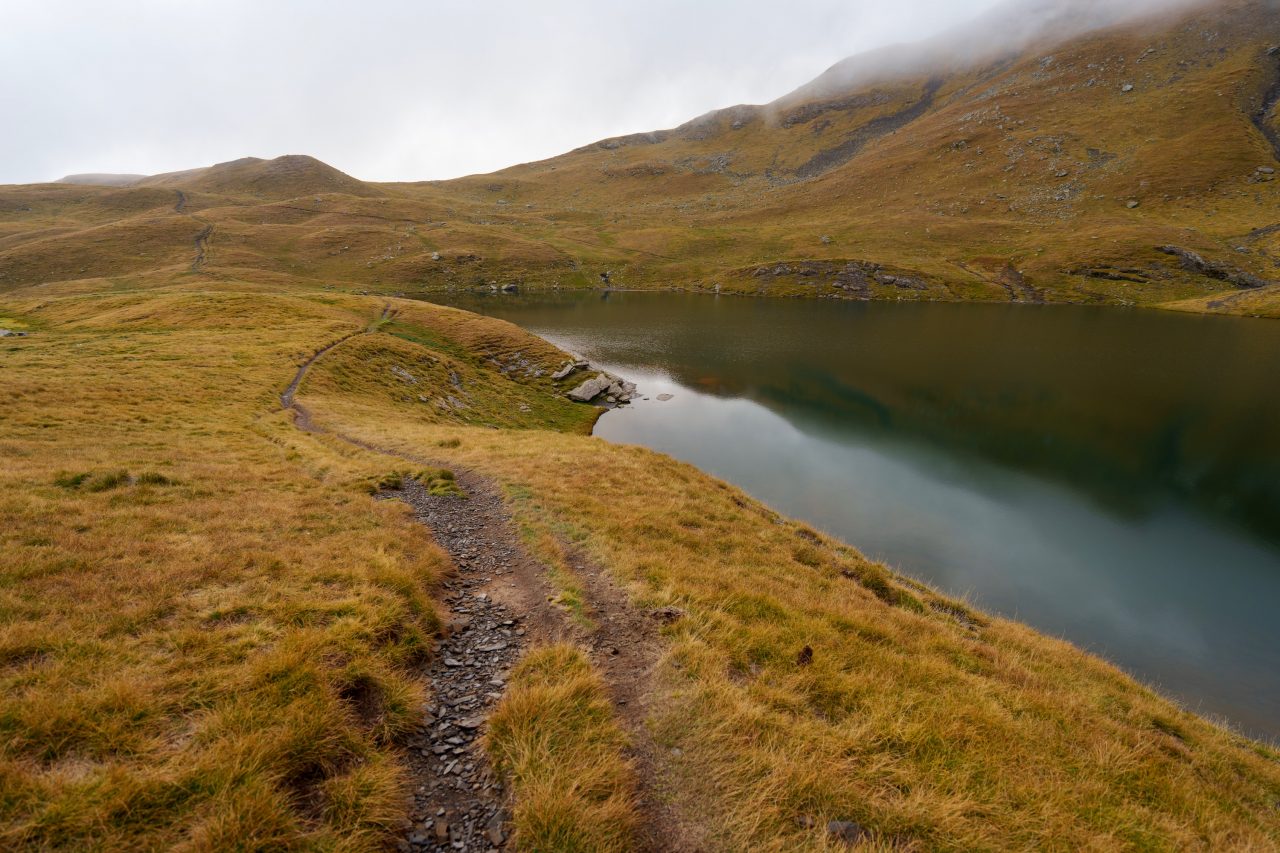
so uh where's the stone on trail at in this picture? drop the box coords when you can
[826,820,869,845]
[649,605,685,623]
[486,813,506,846]
[656,393,674,401]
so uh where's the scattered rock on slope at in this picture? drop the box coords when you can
[551,359,588,381]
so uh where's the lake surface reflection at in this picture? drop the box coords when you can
[430,290,1280,741]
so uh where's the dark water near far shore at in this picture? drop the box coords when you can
[429,290,1280,741]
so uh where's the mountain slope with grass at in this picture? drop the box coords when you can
[7,0,1278,316]
[3,0,1280,849]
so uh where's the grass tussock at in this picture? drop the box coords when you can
[54,469,179,492]
[485,645,638,853]
[365,467,461,497]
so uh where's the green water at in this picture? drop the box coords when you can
[431,290,1280,741]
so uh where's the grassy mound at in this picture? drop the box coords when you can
[485,645,637,852]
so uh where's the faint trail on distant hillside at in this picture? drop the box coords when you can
[279,306,679,851]
[174,189,214,272]
[191,225,213,271]
[269,202,678,263]
[950,259,1044,303]
[273,203,427,225]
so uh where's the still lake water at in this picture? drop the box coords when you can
[432,291,1280,741]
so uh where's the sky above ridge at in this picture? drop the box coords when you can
[1,0,1024,184]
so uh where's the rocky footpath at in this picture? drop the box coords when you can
[392,479,528,852]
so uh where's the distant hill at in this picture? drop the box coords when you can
[134,155,384,200]
[56,173,147,187]
[55,155,382,200]
[433,0,1279,308]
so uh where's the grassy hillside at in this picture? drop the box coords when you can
[2,267,1278,849]
[2,0,1280,848]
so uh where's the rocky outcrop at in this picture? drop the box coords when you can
[566,371,638,406]
[567,374,613,402]
[744,259,929,296]
[1156,245,1270,289]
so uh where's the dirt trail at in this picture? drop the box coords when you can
[280,311,678,851]
[280,305,396,427]
[389,476,548,851]
[387,472,678,852]
[191,225,213,271]
[949,259,1044,303]
[174,189,213,271]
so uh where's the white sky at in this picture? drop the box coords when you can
[2,0,1017,184]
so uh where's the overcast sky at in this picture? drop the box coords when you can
[0,0,1021,184]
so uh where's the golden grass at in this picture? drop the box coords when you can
[485,645,638,853]
[1162,283,1280,319]
[0,282,460,849]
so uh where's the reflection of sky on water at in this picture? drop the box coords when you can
[433,294,1280,742]
[576,361,1280,742]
